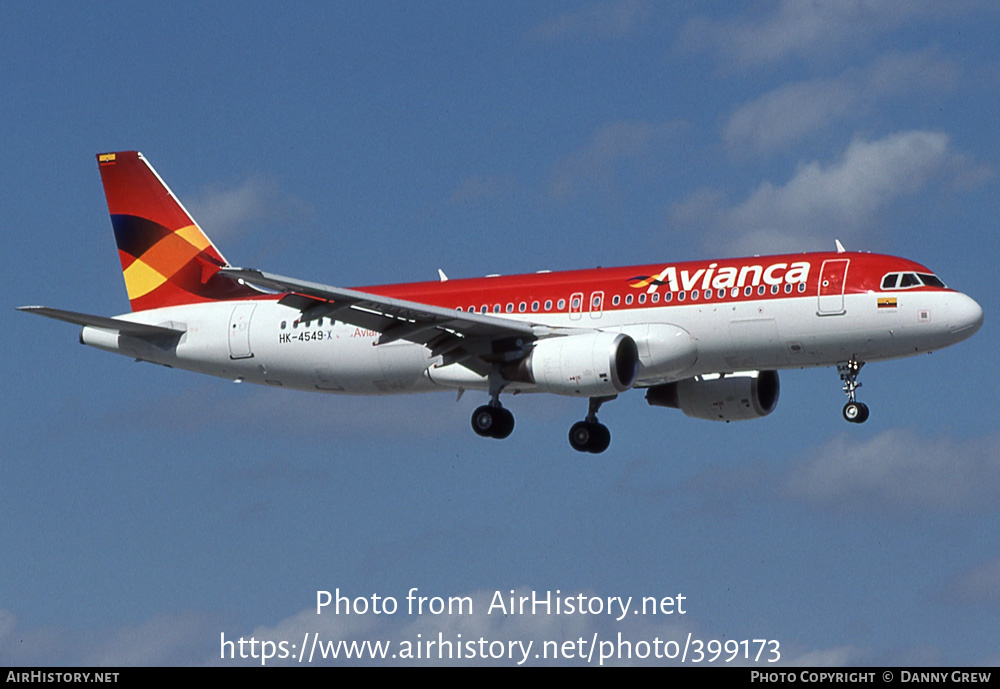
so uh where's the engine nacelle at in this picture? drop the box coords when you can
[645,370,779,421]
[506,332,639,397]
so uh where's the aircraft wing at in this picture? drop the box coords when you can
[220,268,540,372]
[17,306,185,339]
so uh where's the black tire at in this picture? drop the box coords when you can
[589,423,611,454]
[492,407,515,439]
[569,421,592,452]
[855,402,870,424]
[472,405,496,437]
[843,402,863,423]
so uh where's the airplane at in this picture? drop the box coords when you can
[19,151,984,453]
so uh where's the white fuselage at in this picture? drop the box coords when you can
[81,287,982,396]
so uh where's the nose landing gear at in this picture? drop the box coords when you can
[838,359,870,424]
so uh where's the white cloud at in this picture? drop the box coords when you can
[84,613,210,666]
[0,609,14,642]
[186,177,311,242]
[527,0,655,42]
[725,79,856,156]
[549,120,682,200]
[784,645,858,667]
[945,558,1000,606]
[671,130,975,254]
[724,51,959,155]
[0,608,215,667]
[681,1,979,69]
[783,430,1000,513]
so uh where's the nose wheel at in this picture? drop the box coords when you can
[838,359,870,424]
[569,396,615,454]
[842,401,869,423]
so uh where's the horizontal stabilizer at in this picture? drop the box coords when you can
[17,306,185,338]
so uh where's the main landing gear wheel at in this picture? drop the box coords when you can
[568,395,616,454]
[838,358,870,424]
[471,405,514,439]
[569,421,611,454]
[842,401,870,424]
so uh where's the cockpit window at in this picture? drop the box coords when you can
[917,273,945,288]
[881,271,947,290]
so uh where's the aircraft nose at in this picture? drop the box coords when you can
[948,293,984,338]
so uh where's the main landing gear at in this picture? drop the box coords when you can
[838,358,870,424]
[469,384,616,454]
[471,370,515,439]
[471,403,515,439]
[568,396,615,454]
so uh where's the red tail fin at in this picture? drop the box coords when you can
[97,151,257,311]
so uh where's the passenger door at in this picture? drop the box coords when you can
[817,259,849,315]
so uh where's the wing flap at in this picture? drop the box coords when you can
[220,268,537,346]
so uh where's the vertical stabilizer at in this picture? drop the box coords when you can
[97,151,257,311]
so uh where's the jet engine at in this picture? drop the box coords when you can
[645,370,779,421]
[504,332,639,397]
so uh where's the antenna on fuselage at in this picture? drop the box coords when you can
[835,239,846,253]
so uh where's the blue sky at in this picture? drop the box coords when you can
[3,2,999,666]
